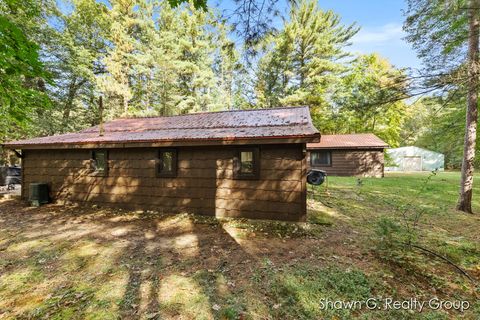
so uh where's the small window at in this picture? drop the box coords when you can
[311,151,331,166]
[157,149,177,177]
[91,150,108,176]
[234,147,259,179]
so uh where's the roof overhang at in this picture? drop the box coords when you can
[307,145,387,150]
[4,133,321,150]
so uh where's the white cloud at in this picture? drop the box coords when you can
[348,23,421,69]
[352,23,405,45]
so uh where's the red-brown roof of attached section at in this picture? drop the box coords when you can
[4,106,320,149]
[307,134,388,150]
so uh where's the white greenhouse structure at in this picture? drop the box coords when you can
[385,146,444,172]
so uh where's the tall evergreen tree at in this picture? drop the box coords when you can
[98,1,241,117]
[38,0,109,134]
[98,0,138,117]
[255,0,358,111]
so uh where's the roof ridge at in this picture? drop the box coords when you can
[82,122,309,134]
[107,106,309,121]
[320,133,378,136]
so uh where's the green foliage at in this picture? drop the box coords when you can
[255,0,358,109]
[401,94,480,168]
[329,53,408,146]
[98,0,241,117]
[0,0,455,174]
[404,0,469,73]
[375,216,403,248]
[404,0,479,212]
[98,0,137,117]
[254,3,406,147]
[384,151,398,167]
[374,216,418,263]
[168,0,207,10]
[36,0,110,135]
[0,0,51,138]
[1,0,242,152]
[435,239,480,266]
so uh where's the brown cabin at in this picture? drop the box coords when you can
[307,134,388,177]
[4,107,320,221]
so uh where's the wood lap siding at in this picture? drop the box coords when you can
[22,144,306,221]
[308,149,384,177]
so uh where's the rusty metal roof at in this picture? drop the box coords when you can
[307,134,388,150]
[4,107,320,149]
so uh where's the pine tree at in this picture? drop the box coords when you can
[175,4,217,113]
[38,0,110,134]
[255,0,358,109]
[98,0,138,117]
[211,21,242,111]
[99,0,240,117]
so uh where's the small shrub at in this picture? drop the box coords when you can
[374,217,403,249]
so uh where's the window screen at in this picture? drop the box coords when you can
[311,151,331,166]
[157,149,177,177]
[91,150,108,176]
[234,148,259,179]
[240,151,254,174]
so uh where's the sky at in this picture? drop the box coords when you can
[214,0,423,70]
[320,0,422,70]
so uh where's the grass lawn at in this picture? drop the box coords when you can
[0,171,479,319]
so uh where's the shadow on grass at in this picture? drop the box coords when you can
[0,200,276,319]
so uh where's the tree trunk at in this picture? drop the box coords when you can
[123,95,128,116]
[62,77,78,129]
[457,0,480,213]
[98,96,105,136]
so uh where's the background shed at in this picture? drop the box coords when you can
[385,146,444,172]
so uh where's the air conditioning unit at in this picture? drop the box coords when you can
[29,183,49,207]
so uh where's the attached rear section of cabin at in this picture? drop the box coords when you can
[307,134,388,178]
[307,149,384,177]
